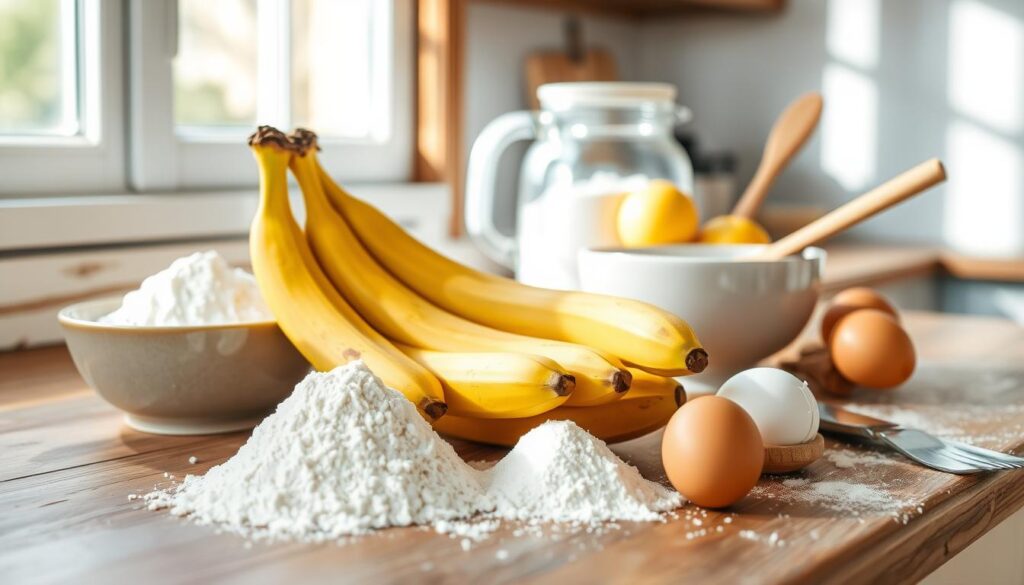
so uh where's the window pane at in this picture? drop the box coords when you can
[0,0,78,136]
[291,0,374,138]
[174,0,258,129]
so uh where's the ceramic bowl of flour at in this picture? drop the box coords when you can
[59,297,310,435]
[578,245,825,395]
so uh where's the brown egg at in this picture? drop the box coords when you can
[661,396,763,508]
[821,287,899,343]
[829,309,916,389]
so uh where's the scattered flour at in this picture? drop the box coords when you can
[753,477,910,517]
[842,403,1024,449]
[487,421,683,524]
[826,448,900,469]
[145,362,487,542]
[101,251,272,326]
[146,364,681,544]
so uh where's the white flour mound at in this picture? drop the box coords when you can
[145,362,487,542]
[101,250,271,326]
[487,420,682,523]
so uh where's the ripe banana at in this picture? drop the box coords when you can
[433,368,683,447]
[313,156,707,376]
[247,126,446,419]
[397,344,575,419]
[287,135,629,407]
[621,367,687,406]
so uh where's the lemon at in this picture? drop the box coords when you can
[698,215,771,244]
[616,180,699,247]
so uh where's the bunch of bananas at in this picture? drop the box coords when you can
[248,126,708,446]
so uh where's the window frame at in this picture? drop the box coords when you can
[128,0,413,191]
[0,0,126,195]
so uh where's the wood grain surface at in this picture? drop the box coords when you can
[2,312,1024,584]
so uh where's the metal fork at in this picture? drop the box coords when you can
[818,403,1024,474]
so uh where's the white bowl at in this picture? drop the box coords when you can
[578,245,826,394]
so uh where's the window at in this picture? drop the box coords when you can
[131,0,411,190]
[0,0,125,194]
[0,0,78,136]
[0,0,411,195]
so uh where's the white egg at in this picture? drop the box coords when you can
[716,367,819,446]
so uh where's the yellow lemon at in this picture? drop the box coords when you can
[616,180,699,247]
[698,215,771,244]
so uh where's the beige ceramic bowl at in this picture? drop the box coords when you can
[59,297,310,435]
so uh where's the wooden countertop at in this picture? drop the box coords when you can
[821,244,1024,292]
[3,312,1024,584]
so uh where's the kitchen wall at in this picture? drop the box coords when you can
[464,0,1024,257]
[639,0,1024,256]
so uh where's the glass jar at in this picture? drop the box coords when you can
[466,82,697,290]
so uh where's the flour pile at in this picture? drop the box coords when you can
[487,420,682,523]
[145,363,682,543]
[145,362,487,542]
[101,251,272,326]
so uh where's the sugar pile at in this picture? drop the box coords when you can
[145,363,681,543]
[487,420,682,523]
[145,362,487,542]
[101,251,272,326]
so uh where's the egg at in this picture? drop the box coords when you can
[821,287,898,342]
[717,367,819,446]
[661,396,763,508]
[830,309,916,389]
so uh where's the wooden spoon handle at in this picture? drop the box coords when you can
[733,92,823,219]
[754,159,946,260]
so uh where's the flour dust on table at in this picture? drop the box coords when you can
[145,361,682,544]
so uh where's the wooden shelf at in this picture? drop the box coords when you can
[477,0,785,17]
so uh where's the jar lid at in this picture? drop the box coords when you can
[537,82,677,111]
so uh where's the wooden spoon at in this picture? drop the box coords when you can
[699,92,823,245]
[753,159,946,260]
[733,92,824,219]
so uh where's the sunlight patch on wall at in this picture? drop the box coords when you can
[820,64,878,191]
[948,0,1023,133]
[826,0,880,70]
[944,120,1024,256]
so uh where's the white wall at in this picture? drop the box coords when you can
[463,0,1024,256]
[637,0,1024,254]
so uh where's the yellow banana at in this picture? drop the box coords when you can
[397,344,575,419]
[311,155,706,376]
[433,369,683,447]
[621,368,687,406]
[247,127,446,419]
[287,134,629,407]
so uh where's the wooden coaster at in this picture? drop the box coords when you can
[763,433,825,474]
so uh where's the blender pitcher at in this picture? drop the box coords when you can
[465,82,697,290]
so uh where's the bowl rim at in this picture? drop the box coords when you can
[58,296,279,334]
[579,244,827,265]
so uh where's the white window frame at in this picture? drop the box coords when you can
[128,0,413,191]
[0,0,125,195]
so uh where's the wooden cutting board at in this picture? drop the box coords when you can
[525,48,618,109]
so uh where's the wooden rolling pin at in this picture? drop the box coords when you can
[753,159,947,260]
